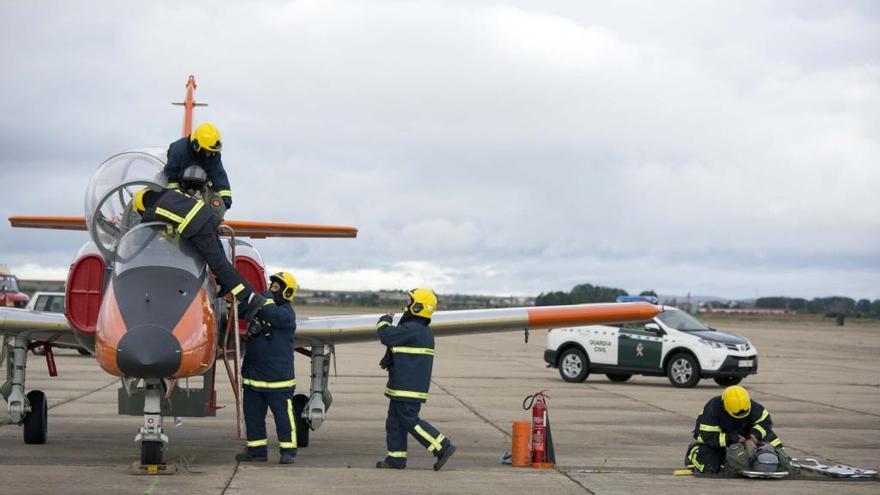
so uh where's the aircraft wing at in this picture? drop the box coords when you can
[8,216,357,239]
[0,307,81,349]
[294,302,661,345]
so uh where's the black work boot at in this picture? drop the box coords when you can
[279,453,295,465]
[376,459,406,469]
[235,451,267,463]
[433,444,456,471]
[240,292,266,321]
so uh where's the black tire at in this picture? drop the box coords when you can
[714,376,743,387]
[666,353,701,388]
[77,348,91,356]
[606,373,632,383]
[557,348,589,383]
[23,390,47,444]
[141,440,164,465]
[292,394,310,448]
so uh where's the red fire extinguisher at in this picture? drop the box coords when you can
[523,390,555,468]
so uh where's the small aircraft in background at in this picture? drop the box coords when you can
[1,76,661,467]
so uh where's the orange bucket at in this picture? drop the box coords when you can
[511,420,531,467]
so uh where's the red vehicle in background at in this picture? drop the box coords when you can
[0,265,30,308]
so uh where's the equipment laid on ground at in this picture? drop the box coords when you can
[522,390,555,468]
[790,458,878,478]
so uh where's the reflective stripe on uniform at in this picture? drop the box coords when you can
[754,409,769,424]
[699,424,721,432]
[688,445,704,472]
[230,283,245,296]
[247,439,267,447]
[387,451,408,458]
[385,387,428,400]
[242,378,296,389]
[770,438,782,447]
[392,346,435,356]
[167,182,180,189]
[217,189,232,197]
[264,299,275,306]
[428,433,446,453]
[753,424,767,439]
[177,201,205,234]
[719,432,727,447]
[414,425,443,452]
[283,398,297,449]
[155,207,185,224]
[377,321,391,329]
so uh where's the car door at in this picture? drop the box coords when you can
[584,325,619,365]
[617,322,663,371]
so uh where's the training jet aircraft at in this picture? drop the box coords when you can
[1,76,661,466]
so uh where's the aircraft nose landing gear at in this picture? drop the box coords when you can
[130,379,176,474]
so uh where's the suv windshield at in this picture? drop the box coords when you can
[0,275,20,292]
[115,223,205,277]
[657,310,710,332]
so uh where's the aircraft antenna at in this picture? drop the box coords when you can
[171,75,208,137]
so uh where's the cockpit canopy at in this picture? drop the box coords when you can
[114,223,205,278]
[84,148,167,257]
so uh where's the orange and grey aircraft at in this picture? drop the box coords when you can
[0,76,661,467]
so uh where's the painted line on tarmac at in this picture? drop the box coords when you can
[750,387,880,418]
[0,378,117,426]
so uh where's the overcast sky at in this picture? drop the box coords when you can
[1,1,878,300]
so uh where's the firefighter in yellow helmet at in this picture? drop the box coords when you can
[237,272,300,465]
[164,123,234,210]
[685,386,787,474]
[131,186,265,321]
[375,288,456,470]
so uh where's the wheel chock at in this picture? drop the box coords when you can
[130,461,178,475]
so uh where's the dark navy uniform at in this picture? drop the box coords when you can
[140,188,253,302]
[240,292,298,458]
[377,315,451,467]
[686,396,783,473]
[165,137,233,208]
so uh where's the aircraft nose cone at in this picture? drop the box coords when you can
[116,325,182,378]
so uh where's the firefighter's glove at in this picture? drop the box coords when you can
[379,347,394,371]
[376,314,393,330]
[245,318,269,341]
[223,196,233,210]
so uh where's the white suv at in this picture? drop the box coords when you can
[544,304,757,388]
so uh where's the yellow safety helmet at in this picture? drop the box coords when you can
[405,288,438,318]
[722,385,751,419]
[132,187,150,213]
[190,122,223,154]
[269,272,298,301]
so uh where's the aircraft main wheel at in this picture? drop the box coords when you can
[141,441,164,465]
[23,390,47,444]
[606,373,632,383]
[714,376,743,387]
[292,394,310,448]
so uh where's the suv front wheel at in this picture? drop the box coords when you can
[558,347,589,383]
[667,353,700,388]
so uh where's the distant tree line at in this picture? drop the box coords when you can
[756,296,880,318]
[535,284,657,305]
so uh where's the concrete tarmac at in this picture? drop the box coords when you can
[1,316,878,494]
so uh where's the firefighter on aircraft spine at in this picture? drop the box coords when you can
[375,288,456,471]
[165,122,233,210]
[132,184,265,320]
[236,272,299,464]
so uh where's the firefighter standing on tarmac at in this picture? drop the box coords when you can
[132,183,264,320]
[685,385,788,474]
[165,122,234,211]
[375,288,456,470]
[236,272,299,465]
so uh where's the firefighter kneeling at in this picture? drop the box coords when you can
[685,386,791,475]
[236,272,299,464]
[375,288,456,470]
